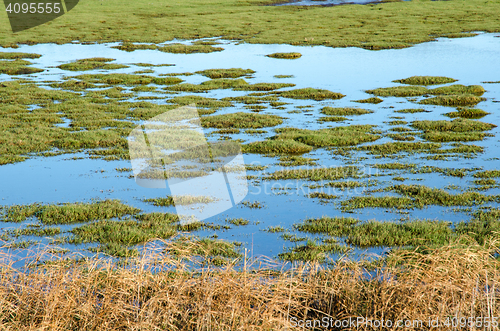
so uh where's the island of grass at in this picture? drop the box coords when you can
[276,88,345,101]
[0,58,44,75]
[266,52,302,59]
[201,112,283,129]
[444,108,489,119]
[393,76,457,85]
[158,43,224,54]
[195,68,255,79]
[58,58,129,71]
[321,107,373,116]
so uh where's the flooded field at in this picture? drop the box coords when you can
[1,32,500,264]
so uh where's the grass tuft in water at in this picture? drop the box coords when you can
[58,58,129,71]
[353,97,383,104]
[393,76,457,85]
[277,88,345,101]
[201,112,283,129]
[266,52,302,59]
[321,107,373,116]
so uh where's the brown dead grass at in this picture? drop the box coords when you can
[0,238,499,330]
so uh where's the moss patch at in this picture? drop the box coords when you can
[277,88,345,101]
[195,68,255,79]
[243,139,312,154]
[201,112,283,129]
[419,95,486,107]
[266,52,302,59]
[354,97,383,104]
[58,58,129,71]
[393,76,457,85]
[158,44,224,54]
[321,107,373,116]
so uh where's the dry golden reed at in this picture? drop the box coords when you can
[0,237,498,330]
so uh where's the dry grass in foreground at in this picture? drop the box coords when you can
[0,238,499,330]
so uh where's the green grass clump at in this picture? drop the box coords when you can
[201,112,283,129]
[112,43,158,51]
[58,58,129,71]
[374,162,417,170]
[0,52,41,59]
[226,218,249,226]
[366,86,429,97]
[158,44,224,54]
[455,208,500,244]
[72,73,182,85]
[167,95,233,109]
[308,192,338,200]
[317,116,348,122]
[195,68,255,79]
[275,125,379,147]
[353,97,383,104]
[234,82,295,91]
[360,142,441,155]
[444,108,489,119]
[321,107,373,116]
[277,155,318,167]
[1,200,140,225]
[143,195,215,206]
[242,139,313,154]
[347,220,453,247]
[421,131,490,142]
[388,133,415,141]
[0,59,44,75]
[419,95,486,107]
[50,80,97,91]
[278,88,345,101]
[395,108,430,113]
[264,166,360,181]
[412,119,496,132]
[71,214,180,257]
[474,170,500,179]
[341,196,414,210]
[430,84,485,96]
[393,76,457,85]
[266,52,302,59]
[392,184,498,207]
[274,74,294,78]
[278,240,347,262]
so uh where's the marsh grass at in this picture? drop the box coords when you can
[58,58,129,71]
[234,82,295,91]
[395,108,430,113]
[353,97,383,104]
[0,58,44,75]
[167,95,233,109]
[2,238,499,329]
[242,139,313,154]
[419,94,486,106]
[366,85,429,97]
[195,68,255,79]
[277,88,345,101]
[71,73,183,86]
[444,108,489,119]
[201,112,283,129]
[112,43,157,51]
[0,52,41,59]
[359,141,441,155]
[264,166,360,181]
[158,44,224,54]
[266,52,302,59]
[143,195,216,207]
[321,106,373,116]
[1,200,139,228]
[393,76,457,85]
[275,125,380,147]
[430,84,485,96]
[278,239,347,262]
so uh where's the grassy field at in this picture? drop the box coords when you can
[0,0,499,49]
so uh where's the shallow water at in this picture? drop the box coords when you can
[1,33,500,263]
